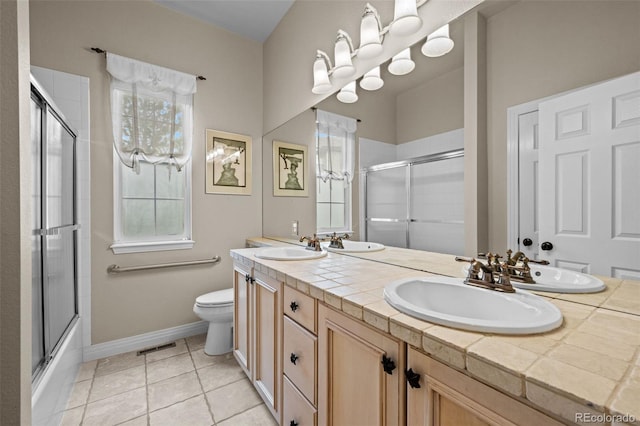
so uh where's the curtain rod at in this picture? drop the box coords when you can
[311,106,361,123]
[90,47,206,81]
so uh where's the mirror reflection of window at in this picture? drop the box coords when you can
[315,110,356,234]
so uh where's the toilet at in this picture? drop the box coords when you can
[193,288,234,355]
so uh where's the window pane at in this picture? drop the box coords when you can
[317,204,331,229]
[156,200,184,236]
[331,180,345,203]
[317,179,331,202]
[122,199,155,237]
[156,164,185,199]
[121,162,154,198]
[331,202,345,228]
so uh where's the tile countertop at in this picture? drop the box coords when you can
[236,239,640,426]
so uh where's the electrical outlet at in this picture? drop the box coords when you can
[291,220,299,236]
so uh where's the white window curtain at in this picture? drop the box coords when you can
[107,53,196,172]
[316,109,357,183]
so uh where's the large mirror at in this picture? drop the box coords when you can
[262,0,640,314]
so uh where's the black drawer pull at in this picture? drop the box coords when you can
[290,353,299,365]
[290,301,299,312]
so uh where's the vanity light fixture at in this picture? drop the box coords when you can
[358,3,384,59]
[333,30,356,78]
[421,24,454,57]
[360,66,384,91]
[388,48,415,76]
[337,81,358,103]
[389,0,422,36]
[312,50,333,95]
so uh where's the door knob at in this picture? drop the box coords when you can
[522,238,533,247]
[541,241,553,251]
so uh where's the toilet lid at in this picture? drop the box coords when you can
[196,288,234,307]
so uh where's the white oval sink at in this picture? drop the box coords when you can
[384,277,563,335]
[461,264,605,293]
[254,246,327,261]
[321,240,385,253]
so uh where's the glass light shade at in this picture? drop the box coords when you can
[312,55,332,94]
[388,48,415,76]
[359,11,383,59]
[360,67,384,91]
[389,0,422,36]
[333,35,355,78]
[337,81,358,103]
[421,24,454,57]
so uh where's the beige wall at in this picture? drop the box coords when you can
[30,1,263,344]
[262,109,317,238]
[396,66,464,144]
[0,0,32,423]
[485,0,640,252]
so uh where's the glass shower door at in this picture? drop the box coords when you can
[365,166,408,248]
[31,84,78,378]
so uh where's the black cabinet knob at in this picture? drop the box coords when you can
[541,241,553,251]
[522,238,533,247]
[381,355,396,375]
[290,421,298,426]
[290,353,299,365]
[245,273,250,282]
[406,368,421,389]
[290,301,299,312]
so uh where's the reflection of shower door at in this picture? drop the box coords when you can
[31,83,79,379]
[364,149,464,253]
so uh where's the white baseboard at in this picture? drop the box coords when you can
[83,321,208,361]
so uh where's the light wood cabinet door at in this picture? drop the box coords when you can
[283,375,317,426]
[233,262,252,378]
[318,304,405,426]
[406,347,563,426]
[253,270,283,420]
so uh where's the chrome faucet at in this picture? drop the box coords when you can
[299,234,322,251]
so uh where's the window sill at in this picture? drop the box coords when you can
[110,240,195,254]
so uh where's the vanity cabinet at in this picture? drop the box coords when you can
[282,286,318,426]
[232,261,282,420]
[317,304,406,426]
[406,347,562,426]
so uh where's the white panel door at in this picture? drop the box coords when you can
[538,72,640,276]
[518,111,540,260]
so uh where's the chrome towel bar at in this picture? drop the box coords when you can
[107,256,221,274]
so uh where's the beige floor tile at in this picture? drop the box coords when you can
[147,353,194,384]
[59,406,84,426]
[66,379,92,409]
[83,387,147,426]
[150,395,213,426]
[191,348,234,370]
[145,339,188,363]
[206,378,262,422]
[89,365,146,403]
[186,333,207,351]
[76,360,97,382]
[217,404,277,426]
[197,358,245,392]
[119,415,149,426]
[148,371,203,412]
[95,351,145,377]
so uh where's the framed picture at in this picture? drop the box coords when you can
[205,129,252,195]
[273,140,309,197]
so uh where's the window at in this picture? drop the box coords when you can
[106,53,196,253]
[316,110,357,234]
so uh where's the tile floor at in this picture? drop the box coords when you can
[60,334,277,426]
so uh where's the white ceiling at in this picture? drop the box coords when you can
[154,0,295,42]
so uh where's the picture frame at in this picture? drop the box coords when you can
[205,129,252,195]
[273,140,308,197]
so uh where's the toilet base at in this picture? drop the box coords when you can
[204,320,233,356]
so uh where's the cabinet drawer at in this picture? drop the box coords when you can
[283,316,317,404]
[284,285,316,333]
[283,375,317,426]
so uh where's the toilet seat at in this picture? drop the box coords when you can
[195,288,234,308]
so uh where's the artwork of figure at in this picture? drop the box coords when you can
[284,157,302,189]
[216,162,239,186]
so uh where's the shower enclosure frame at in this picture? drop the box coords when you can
[31,79,80,383]
[362,148,464,248]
